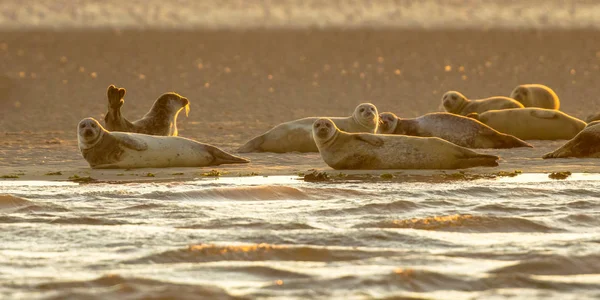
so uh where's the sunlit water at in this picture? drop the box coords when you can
[1,174,599,299]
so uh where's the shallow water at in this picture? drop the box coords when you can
[1,174,599,299]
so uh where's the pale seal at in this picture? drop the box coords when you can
[312,118,499,170]
[510,84,560,110]
[378,112,532,149]
[237,103,379,153]
[441,91,523,116]
[543,121,600,159]
[104,85,190,136]
[78,118,248,169]
[467,108,586,140]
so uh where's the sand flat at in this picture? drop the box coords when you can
[1,29,599,181]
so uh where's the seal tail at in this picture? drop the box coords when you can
[237,135,265,153]
[542,151,559,159]
[207,145,250,165]
[459,153,499,168]
[497,133,534,149]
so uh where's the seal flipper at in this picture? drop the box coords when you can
[206,145,250,165]
[530,109,558,119]
[117,135,148,151]
[354,134,384,147]
[456,150,499,168]
[104,85,135,132]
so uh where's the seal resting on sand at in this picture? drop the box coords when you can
[104,85,190,136]
[467,108,586,140]
[510,84,560,110]
[237,103,379,153]
[312,118,499,170]
[543,121,600,159]
[378,112,532,149]
[441,91,523,116]
[78,118,248,169]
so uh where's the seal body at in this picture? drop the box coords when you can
[585,112,600,123]
[543,121,600,159]
[78,118,248,169]
[510,84,560,110]
[467,108,586,140]
[378,112,532,149]
[313,118,499,170]
[237,103,379,153]
[441,91,523,116]
[104,85,190,136]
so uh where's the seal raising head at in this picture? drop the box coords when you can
[78,118,105,150]
[378,112,399,134]
[352,103,379,132]
[103,85,190,136]
[134,92,190,136]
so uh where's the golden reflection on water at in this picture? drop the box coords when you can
[392,214,475,230]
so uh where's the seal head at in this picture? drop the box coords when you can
[441,91,467,114]
[378,112,399,134]
[78,118,104,150]
[352,103,379,131]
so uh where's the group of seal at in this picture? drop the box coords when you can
[76,82,600,171]
[78,85,248,169]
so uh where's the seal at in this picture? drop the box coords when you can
[237,103,379,153]
[78,118,248,169]
[312,118,499,170]
[467,108,586,140]
[441,91,523,116]
[104,85,190,136]
[510,84,560,110]
[543,121,600,159]
[378,112,532,149]
[585,112,600,123]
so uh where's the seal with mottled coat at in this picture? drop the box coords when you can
[237,103,379,153]
[441,91,523,116]
[78,118,248,169]
[510,84,560,110]
[104,85,190,136]
[467,108,586,140]
[543,121,600,159]
[312,118,499,170]
[378,112,532,149]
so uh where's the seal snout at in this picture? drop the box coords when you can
[84,128,95,137]
[180,97,189,107]
[316,127,330,138]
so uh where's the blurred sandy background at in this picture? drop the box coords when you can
[2,1,600,178]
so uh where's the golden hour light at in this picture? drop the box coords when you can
[1,1,598,299]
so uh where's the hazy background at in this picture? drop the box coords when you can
[2,0,600,30]
[1,1,600,144]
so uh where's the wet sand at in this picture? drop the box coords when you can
[2,29,600,181]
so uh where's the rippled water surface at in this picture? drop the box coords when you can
[1,174,599,299]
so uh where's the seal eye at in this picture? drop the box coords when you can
[91,123,96,128]
[451,95,457,100]
[314,123,320,128]
[80,124,85,128]
[360,108,365,112]
[325,123,331,128]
